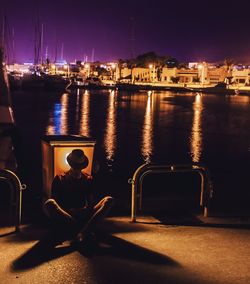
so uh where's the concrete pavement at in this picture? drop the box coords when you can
[0,216,250,284]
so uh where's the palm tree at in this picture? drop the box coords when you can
[224,58,234,84]
[117,59,126,81]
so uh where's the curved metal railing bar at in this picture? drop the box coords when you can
[128,163,213,222]
[0,169,26,232]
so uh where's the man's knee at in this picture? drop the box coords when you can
[43,198,60,216]
[103,196,115,208]
[44,198,58,210]
[43,199,76,225]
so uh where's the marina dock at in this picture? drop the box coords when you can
[0,215,249,284]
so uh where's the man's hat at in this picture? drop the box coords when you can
[66,149,89,170]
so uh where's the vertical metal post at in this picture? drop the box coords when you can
[131,181,136,222]
[16,184,22,232]
[204,206,208,217]
[199,172,205,206]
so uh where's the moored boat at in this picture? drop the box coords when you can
[116,82,172,91]
[233,85,250,95]
[66,76,116,90]
[21,73,45,89]
[10,72,70,91]
[186,82,235,95]
[43,74,70,90]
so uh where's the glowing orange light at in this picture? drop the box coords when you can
[54,146,94,176]
[41,136,96,199]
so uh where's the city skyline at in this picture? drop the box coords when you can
[1,0,250,64]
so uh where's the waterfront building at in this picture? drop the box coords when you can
[7,63,32,74]
[132,67,151,82]
[231,68,250,85]
[7,59,250,89]
[78,61,231,87]
[155,64,227,85]
[118,67,132,82]
[118,63,229,85]
[78,62,118,81]
[161,67,178,83]
[161,67,198,84]
[204,65,228,84]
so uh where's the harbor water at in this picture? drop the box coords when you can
[11,88,250,217]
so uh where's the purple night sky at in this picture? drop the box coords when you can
[1,0,250,64]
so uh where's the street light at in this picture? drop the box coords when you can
[51,64,56,74]
[149,64,155,83]
[85,63,90,77]
[63,64,70,78]
[111,63,116,81]
[198,63,205,86]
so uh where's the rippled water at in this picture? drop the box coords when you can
[12,89,250,213]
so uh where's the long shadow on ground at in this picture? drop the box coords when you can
[11,231,75,270]
[77,233,178,266]
[11,229,178,271]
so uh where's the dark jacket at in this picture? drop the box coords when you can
[51,171,93,210]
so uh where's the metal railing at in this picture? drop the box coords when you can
[128,163,213,222]
[0,169,26,232]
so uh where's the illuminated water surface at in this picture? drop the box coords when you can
[43,89,250,170]
[12,89,250,212]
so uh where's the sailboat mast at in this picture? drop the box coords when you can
[61,42,64,61]
[91,48,95,62]
[54,34,58,63]
[0,47,14,123]
[34,13,42,67]
[12,27,15,64]
[34,17,38,65]
[45,46,48,61]
[40,23,44,65]
[1,15,4,49]
[1,15,7,63]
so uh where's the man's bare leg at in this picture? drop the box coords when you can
[44,199,78,227]
[76,196,114,243]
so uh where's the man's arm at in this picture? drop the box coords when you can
[85,190,94,208]
[84,175,94,208]
[51,175,63,203]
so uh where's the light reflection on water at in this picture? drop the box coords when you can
[75,88,80,127]
[104,90,117,164]
[141,91,154,163]
[45,89,250,176]
[80,90,90,137]
[11,87,250,213]
[59,93,69,135]
[190,93,203,163]
[46,92,69,135]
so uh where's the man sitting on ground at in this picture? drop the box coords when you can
[44,149,114,246]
